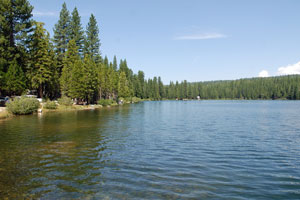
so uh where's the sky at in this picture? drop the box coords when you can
[29,0,300,83]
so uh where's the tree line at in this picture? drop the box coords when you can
[163,75,300,100]
[0,0,165,103]
[1,0,300,103]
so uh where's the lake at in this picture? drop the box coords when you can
[0,101,300,199]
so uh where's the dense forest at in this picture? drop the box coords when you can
[165,75,300,100]
[0,0,165,103]
[1,0,300,103]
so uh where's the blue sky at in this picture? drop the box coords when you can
[29,0,300,83]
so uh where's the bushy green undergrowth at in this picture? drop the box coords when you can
[98,99,115,106]
[131,97,142,103]
[58,96,73,106]
[120,97,143,103]
[6,97,40,115]
[44,101,57,109]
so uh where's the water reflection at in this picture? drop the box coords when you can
[0,101,300,199]
[0,105,132,199]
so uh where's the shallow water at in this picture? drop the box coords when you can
[0,101,300,199]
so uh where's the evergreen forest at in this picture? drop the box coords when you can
[1,0,300,102]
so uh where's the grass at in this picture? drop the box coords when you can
[55,104,102,111]
[44,101,58,109]
[0,96,144,120]
[98,99,115,106]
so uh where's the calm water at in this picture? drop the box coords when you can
[0,101,300,199]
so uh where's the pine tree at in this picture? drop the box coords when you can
[98,63,106,99]
[0,0,33,93]
[103,56,109,66]
[28,22,55,98]
[153,77,160,100]
[183,80,188,98]
[82,55,98,103]
[0,0,33,57]
[68,59,85,100]
[175,81,180,99]
[148,79,154,98]
[158,76,164,99]
[0,0,11,67]
[84,14,101,62]
[119,59,131,78]
[46,56,59,99]
[118,71,130,98]
[53,2,71,72]
[112,64,119,99]
[70,7,84,56]
[143,80,148,98]
[137,71,145,98]
[106,64,115,99]
[67,55,98,103]
[5,59,26,95]
[0,59,6,95]
[69,55,98,103]
[113,55,118,71]
[60,39,81,96]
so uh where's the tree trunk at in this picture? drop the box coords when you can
[99,87,102,100]
[39,85,43,98]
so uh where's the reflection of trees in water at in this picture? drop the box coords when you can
[0,147,40,199]
[0,116,43,198]
[0,106,133,199]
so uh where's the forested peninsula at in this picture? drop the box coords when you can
[1,0,300,108]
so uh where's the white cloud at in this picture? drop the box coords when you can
[258,70,270,77]
[33,11,58,17]
[174,33,227,40]
[277,61,300,75]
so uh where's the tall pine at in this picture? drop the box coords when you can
[53,2,71,73]
[137,71,145,98]
[5,59,26,95]
[68,55,98,103]
[68,59,84,101]
[84,14,101,62]
[28,22,55,98]
[70,7,84,56]
[0,0,33,94]
[118,71,130,98]
[112,55,118,71]
[0,0,33,59]
[82,55,98,103]
[60,39,81,96]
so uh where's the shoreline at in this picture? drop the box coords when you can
[0,104,105,121]
[0,107,11,120]
[0,101,131,121]
[1,98,298,121]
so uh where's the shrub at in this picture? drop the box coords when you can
[131,97,142,103]
[58,96,73,106]
[6,97,40,115]
[98,99,115,106]
[124,97,131,103]
[44,101,57,109]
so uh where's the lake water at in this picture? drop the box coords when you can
[0,101,300,199]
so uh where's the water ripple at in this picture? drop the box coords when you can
[0,101,300,199]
